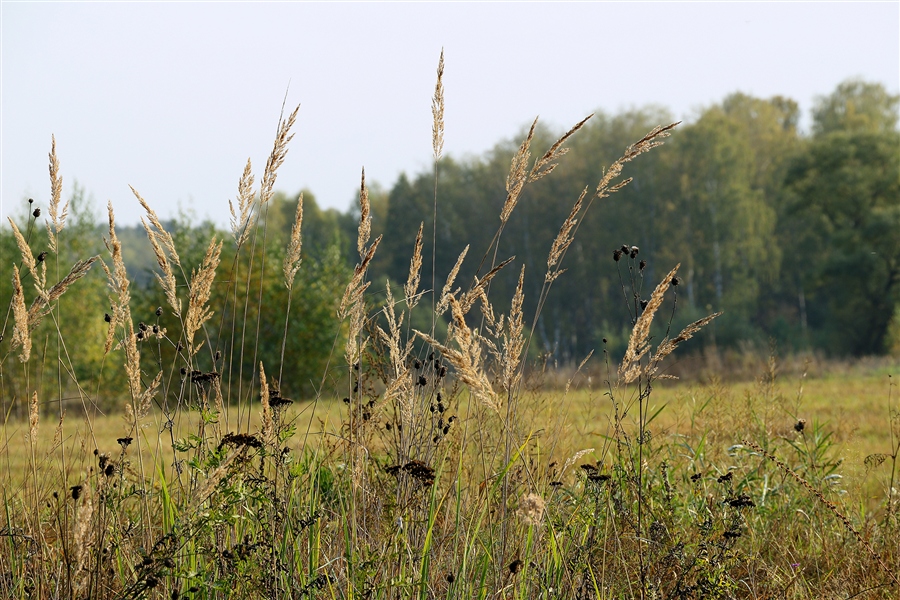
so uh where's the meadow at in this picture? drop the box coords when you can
[2,55,898,599]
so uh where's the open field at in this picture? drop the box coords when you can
[5,359,897,509]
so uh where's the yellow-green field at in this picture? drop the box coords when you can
[6,362,897,511]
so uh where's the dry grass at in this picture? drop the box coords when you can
[1,54,898,600]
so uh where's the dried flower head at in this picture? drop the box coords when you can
[519,492,545,525]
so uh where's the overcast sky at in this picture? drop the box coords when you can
[2,2,898,228]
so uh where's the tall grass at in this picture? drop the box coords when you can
[1,55,898,599]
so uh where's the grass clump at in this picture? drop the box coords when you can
[1,55,899,599]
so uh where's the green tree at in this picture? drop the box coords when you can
[812,79,899,136]
[785,129,900,354]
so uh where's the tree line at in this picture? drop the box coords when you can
[2,79,897,407]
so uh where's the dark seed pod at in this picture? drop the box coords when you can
[214,350,221,362]
[70,485,83,500]
[613,249,623,262]
[37,251,47,263]
[794,419,806,433]
[33,208,41,218]
[104,313,112,323]
[639,259,647,271]
[413,359,422,370]
[342,397,350,404]
[630,246,639,258]
[180,367,187,376]
[152,325,159,334]
[640,299,649,310]
[104,463,115,477]
[509,559,523,575]
[155,306,163,316]
[418,375,427,387]
[446,574,455,584]
[136,331,144,340]
[671,277,681,287]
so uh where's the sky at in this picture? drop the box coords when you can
[2,2,898,228]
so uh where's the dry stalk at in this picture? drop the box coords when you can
[529,114,592,182]
[185,237,223,354]
[259,362,272,442]
[10,265,32,362]
[8,217,42,289]
[501,118,538,225]
[230,158,255,248]
[436,244,469,316]
[501,265,526,393]
[619,264,680,384]
[28,390,39,443]
[378,282,415,425]
[432,49,445,161]
[103,202,141,399]
[283,193,304,290]
[27,257,100,328]
[546,187,587,282]
[339,236,381,320]
[259,105,300,207]
[141,217,181,318]
[458,256,515,315]
[46,135,68,254]
[125,372,162,429]
[404,222,424,308]
[357,169,371,258]
[71,483,94,596]
[415,297,498,411]
[132,186,181,267]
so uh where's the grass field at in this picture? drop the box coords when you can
[6,358,897,509]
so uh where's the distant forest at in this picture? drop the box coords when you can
[2,79,898,398]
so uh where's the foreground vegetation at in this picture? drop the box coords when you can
[2,56,898,598]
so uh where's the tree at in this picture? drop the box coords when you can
[812,79,899,137]
[784,129,900,354]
